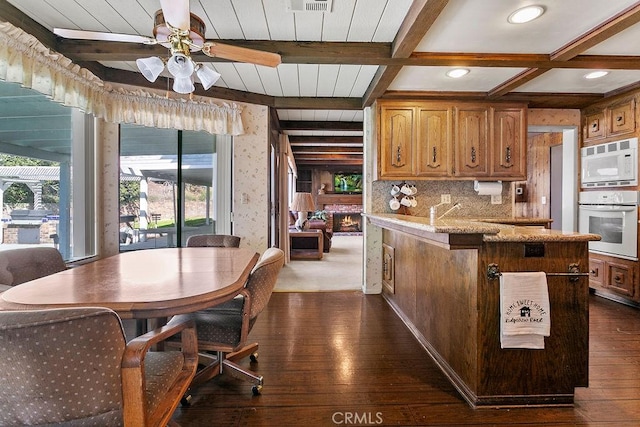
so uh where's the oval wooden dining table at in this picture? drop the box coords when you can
[0,247,259,320]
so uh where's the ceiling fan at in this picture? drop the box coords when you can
[53,0,282,94]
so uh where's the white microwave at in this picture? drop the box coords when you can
[581,137,637,188]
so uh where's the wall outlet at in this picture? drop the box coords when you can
[441,194,451,204]
[541,196,547,205]
[491,194,502,204]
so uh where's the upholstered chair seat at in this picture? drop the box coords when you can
[0,307,197,426]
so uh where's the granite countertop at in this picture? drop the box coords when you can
[363,213,600,243]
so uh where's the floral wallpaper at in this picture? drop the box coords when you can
[232,104,270,254]
[98,119,120,258]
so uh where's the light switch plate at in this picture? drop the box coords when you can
[491,195,502,204]
[441,194,451,204]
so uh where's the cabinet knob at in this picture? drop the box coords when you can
[396,145,402,164]
[432,146,437,163]
[590,268,598,276]
[505,146,512,164]
[614,275,622,283]
[470,146,476,163]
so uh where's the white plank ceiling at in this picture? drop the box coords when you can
[6,0,640,162]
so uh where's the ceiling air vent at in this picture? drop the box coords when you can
[286,0,333,13]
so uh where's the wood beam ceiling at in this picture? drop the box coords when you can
[487,2,640,97]
[362,0,450,106]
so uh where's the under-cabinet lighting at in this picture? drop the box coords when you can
[508,5,545,24]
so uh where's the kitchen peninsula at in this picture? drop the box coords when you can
[366,213,600,408]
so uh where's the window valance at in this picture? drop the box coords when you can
[0,22,244,135]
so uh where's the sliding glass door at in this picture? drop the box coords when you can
[119,125,231,251]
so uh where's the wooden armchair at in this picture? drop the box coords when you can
[0,307,197,426]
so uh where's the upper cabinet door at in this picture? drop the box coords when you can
[491,107,526,179]
[415,106,451,177]
[607,98,635,138]
[379,106,415,177]
[584,110,606,142]
[454,107,489,177]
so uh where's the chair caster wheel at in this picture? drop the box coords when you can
[252,385,262,396]
[250,352,258,363]
[180,394,192,407]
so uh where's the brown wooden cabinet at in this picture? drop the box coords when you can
[415,105,451,177]
[379,105,415,177]
[454,106,489,177]
[380,225,589,408]
[589,253,639,302]
[583,97,636,145]
[377,100,526,180]
[606,259,636,298]
[608,98,636,137]
[491,107,526,178]
[588,257,605,288]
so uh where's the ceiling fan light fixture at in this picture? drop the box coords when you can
[584,71,609,79]
[446,68,470,78]
[508,5,545,24]
[167,53,195,78]
[195,65,221,90]
[173,76,195,94]
[136,56,165,82]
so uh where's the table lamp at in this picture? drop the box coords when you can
[291,192,315,231]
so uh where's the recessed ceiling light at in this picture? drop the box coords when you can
[508,5,545,24]
[584,71,609,79]
[446,68,470,78]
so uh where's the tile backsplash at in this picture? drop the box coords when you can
[372,180,512,219]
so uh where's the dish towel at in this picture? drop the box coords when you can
[500,272,550,349]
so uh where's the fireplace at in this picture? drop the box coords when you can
[333,213,362,233]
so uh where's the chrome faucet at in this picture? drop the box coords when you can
[429,202,445,222]
[437,202,462,220]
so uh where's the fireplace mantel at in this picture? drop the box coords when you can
[317,194,362,205]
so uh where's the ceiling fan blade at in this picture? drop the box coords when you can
[160,0,190,31]
[53,28,155,44]
[202,42,282,68]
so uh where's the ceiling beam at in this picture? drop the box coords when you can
[551,2,640,61]
[282,122,363,131]
[51,37,640,70]
[383,90,603,109]
[293,153,363,160]
[488,69,547,98]
[288,136,362,144]
[406,53,640,69]
[291,146,363,154]
[362,0,450,107]
[295,159,363,166]
[56,39,393,65]
[274,98,362,110]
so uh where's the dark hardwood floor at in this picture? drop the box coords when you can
[172,291,640,426]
